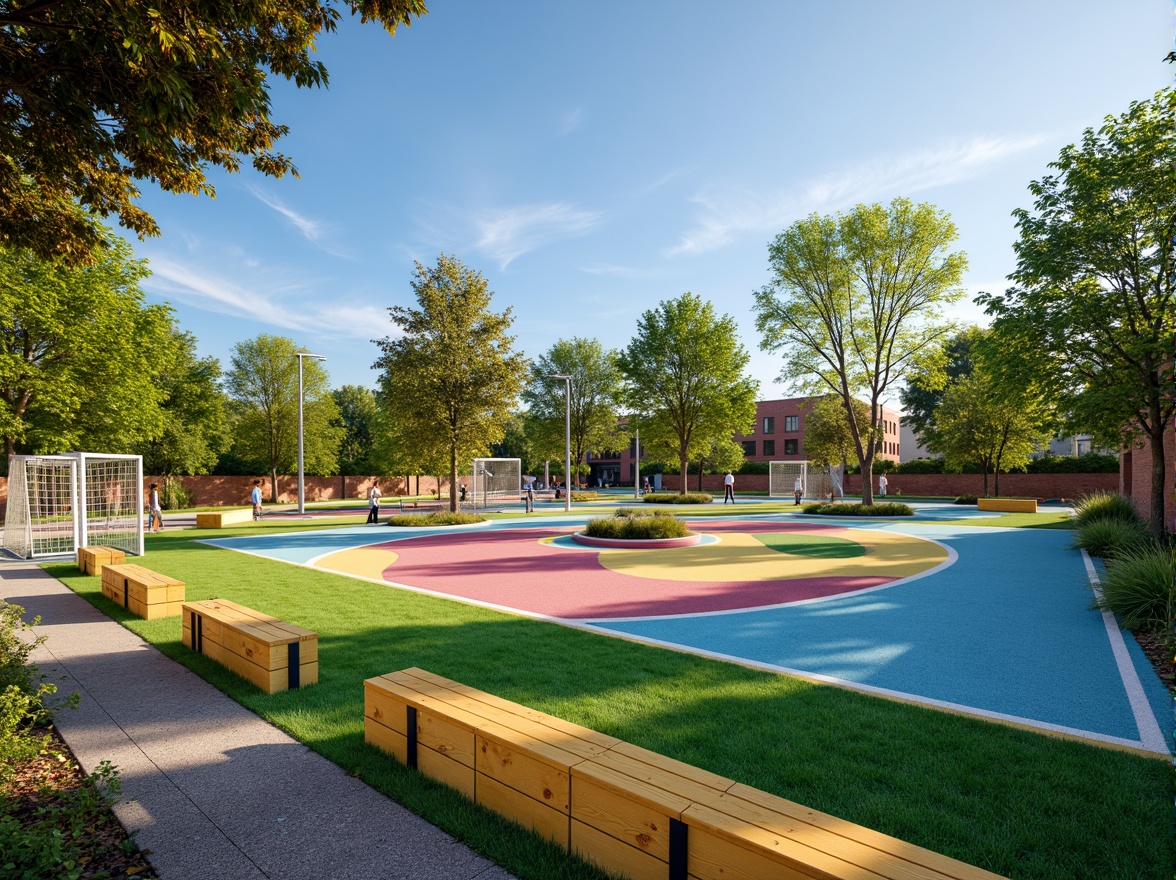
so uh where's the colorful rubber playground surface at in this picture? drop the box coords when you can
[207,504,1171,757]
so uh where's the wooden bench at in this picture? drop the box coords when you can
[101,563,184,619]
[977,498,1037,514]
[365,668,1007,880]
[195,508,256,528]
[77,545,125,577]
[182,598,318,694]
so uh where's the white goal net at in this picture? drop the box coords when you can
[471,458,521,509]
[769,461,807,499]
[3,453,143,559]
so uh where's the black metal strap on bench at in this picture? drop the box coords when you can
[123,578,129,609]
[669,818,688,880]
[189,610,203,653]
[406,705,418,769]
[287,641,301,689]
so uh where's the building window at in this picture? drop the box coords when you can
[784,439,798,455]
[763,416,775,434]
[742,440,756,456]
[762,440,775,457]
[784,415,799,432]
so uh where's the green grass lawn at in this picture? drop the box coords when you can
[46,522,1170,880]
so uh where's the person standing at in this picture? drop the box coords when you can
[878,473,888,498]
[793,475,803,506]
[524,480,535,514]
[147,483,162,532]
[366,483,382,524]
[251,480,263,521]
[723,471,735,504]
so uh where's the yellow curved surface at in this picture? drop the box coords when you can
[316,547,399,580]
[598,530,947,582]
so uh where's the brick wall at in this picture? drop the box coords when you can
[659,472,1117,498]
[1120,427,1176,530]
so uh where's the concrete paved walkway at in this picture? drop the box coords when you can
[0,559,514,880]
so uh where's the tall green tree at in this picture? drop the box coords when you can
[137,331,229,477]
[373,255,529,512]
[0,235,174,462]
[225,334,342,501]
[933,371,1051,497]
[333,384,379,475]
[0,0,427,263]
[800,395,871,469]
[521,338,623,489]
[754,198,967,505]
[617,293,758,494]
[899,326,984,450]
[490,414,536,476]
[979,90,1175,536]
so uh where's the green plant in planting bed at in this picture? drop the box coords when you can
[954,494,978,505]
[642,492,713,504]
[802,502,915,516]
[1073,491,1140,528]
[583,514,691,539]
[1095,544,1176,631]
[388,512,486,527]
[1071,518,1155,559]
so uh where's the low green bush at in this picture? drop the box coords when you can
[737,461,771,475]
[1096,544,1175,631]
[388,512,486,527]
[802,502,915,517]
[954,494,978,505]
[896,458,946,474]
[570,491,599,502]
[1072,518,1156,559]
[1073,491,1140,528]
[642,492,713,504]
[1027,452,1120,474]
[160,478,194,511]
[583,514,692,540]
[613,507,668,518]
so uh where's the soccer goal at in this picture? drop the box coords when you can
[470,458,521,509]
[3,453,143,559]
[769,461,808,499]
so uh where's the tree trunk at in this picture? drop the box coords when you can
[679,454,688,495]
[270,468,278,506]
[860,457,874,506]
[1147,427,1167,538]
[449,445,458,513]
[981,463,989,497]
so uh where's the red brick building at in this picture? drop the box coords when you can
[1119,422,1175,533]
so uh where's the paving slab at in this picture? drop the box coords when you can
[0,559,515,880]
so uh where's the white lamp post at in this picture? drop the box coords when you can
[549,374,572,513]
[633,423,641,501]
[296,352,327,515]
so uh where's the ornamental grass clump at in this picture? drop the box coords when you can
[954,494,978,505]
[388,512,485,527]
[1071,517,1156,559]
[642,492,713,504]
[584,514,691,540]
[1073,491,1140,528]
[802,502,915,517]
[1096,545,1176,632]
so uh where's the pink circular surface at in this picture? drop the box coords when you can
[370,521,898,619]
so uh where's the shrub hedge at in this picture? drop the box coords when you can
[802,502,915,517]
[583,514,692,540]
[642,492,714,504]
[388,512,486,527]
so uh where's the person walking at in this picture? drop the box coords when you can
[723,471,735,504]
[793,475,803,506]
[366,483,382,524]
[524,480,535,514]
[147,483,163,532]
[251,480,263,521]
[878,473,888,498]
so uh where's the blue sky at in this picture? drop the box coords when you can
[126,1,1172,408]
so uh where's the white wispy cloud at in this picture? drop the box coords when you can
[245,184,323,241]
[145,257,392,340]
[558,106,586,136]
[667,134,1049,257]
[472,202,603,268]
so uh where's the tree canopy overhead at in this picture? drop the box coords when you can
[754,198,966,504]
[521,338,622,488]
[374,254,529,512]
[618,292,758,493]
[979,89,1175,534]
[0,0,427,263]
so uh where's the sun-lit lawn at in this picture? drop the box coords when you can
[45,519,1169,880]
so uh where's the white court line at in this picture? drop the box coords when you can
[1081,550,1169,755]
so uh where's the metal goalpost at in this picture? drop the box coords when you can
[770,460,845,501]
[470,458,522,509]
[3,452,144,559]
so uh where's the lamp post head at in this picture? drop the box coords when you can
[296,352,327,361]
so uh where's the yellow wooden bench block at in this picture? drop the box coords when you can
[477,774,569,848]
[977,497,1037,513]
[101,563,183,619]
[182,598,317,694]
[571,759,689,864]
[572,818,668,880]
[77,546,125,577]
[195,508,255,528]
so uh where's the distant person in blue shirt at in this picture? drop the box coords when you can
[251,480,263,521]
